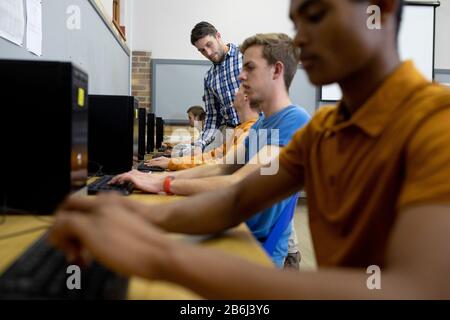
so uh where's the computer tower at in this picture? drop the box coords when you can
[88,95,136,176]
[146,113,155,153]
[137,108,147,160]
[0,60,88,214]
[155,117,164,150]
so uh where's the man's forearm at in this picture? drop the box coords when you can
[169,163,239,180]
[148,184,242,234]
[170,175,239,196]
[147,162,301,236]
[161,243,428,300]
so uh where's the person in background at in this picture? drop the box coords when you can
[190,21,242,152]
[162,106,206,157]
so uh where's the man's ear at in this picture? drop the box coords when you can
[273,61,284,81]
[215,32,222,41]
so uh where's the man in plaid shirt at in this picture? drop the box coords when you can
[191,22,242,151]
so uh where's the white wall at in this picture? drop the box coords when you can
[132,0,449,70]
[435,0,450,69]
[99,0,113,20]
[132,0,292,59]
[121,0,133,48]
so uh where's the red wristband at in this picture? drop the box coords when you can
[163,176,175,195]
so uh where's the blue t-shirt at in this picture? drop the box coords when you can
[243,105,311,267]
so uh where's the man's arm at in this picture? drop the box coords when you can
[168,145,281,196]
[198,80,222,150]
[50,199,450,299]
[148,155,300,234]
[109,161,239,193]
[158,142,248,180]
[64,157,302,236]
[160,204,450,299]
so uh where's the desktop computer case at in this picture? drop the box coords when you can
[1,60,88,214]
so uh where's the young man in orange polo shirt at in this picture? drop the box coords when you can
[50,0,450,298]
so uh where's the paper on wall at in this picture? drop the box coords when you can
[0,0,25,46]
[26,0,42,56]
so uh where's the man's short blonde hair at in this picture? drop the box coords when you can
[240,33,300,90]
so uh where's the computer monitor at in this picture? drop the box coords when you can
[155,117,164,150]
[146,113,155,154]
[132,100,140,161]
[137,108,147,160]
[88,95,136,175]
[1,60,88,214]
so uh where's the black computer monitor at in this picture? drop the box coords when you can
[155,117,164,150]
[88,95,136,176]
[146,113,155,154]
[137,108,147,160]
[1,60,88,214]
[132,99,140,161]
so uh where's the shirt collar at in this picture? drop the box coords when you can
[227,43,238,58]
[237,118,257,129]
[326,61,429,137]
[214,43,238,66]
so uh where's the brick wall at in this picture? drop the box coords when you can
[131,51,151,110]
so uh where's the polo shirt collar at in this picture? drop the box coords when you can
[328,61,429,137]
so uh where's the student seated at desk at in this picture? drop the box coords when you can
[111,33,311,268]
[162,106,206,157]
[148,85,259,170]
[49,0,450,299]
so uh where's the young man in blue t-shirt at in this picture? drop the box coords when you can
[109,33,310,267]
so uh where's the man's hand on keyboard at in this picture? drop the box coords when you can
[109,170,164,194]
[145,157,170,169]
[49,193,173,280]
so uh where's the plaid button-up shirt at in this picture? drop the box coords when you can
[198,43,242,149]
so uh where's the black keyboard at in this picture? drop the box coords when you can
[87,175,134,195]
[0,234,128,300]
[137,162,166,173]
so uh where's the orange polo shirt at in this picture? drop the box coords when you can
[279,61,450,268]
[168,119,257,171]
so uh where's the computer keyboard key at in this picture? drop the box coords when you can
[136,162,165,173]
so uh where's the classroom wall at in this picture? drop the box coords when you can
[132,0,293,59]
[132,0,449,70]
[435,0,450,70]
[99,0,133,47]
[99,0,113,19]
[0,0,130,95]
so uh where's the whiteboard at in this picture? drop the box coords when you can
[152,60,319,123]
[321,4,437,101]
[152,59,211,123]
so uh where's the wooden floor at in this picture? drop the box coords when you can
[294,203,318,271]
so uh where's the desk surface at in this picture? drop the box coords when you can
[0,191,273,299]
